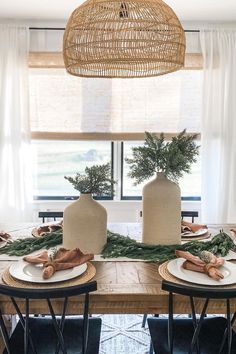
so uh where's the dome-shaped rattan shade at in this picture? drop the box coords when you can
[63,0,186,78]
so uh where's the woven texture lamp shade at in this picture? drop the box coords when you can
[63,0,186,78]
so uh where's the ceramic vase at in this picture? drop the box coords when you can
[142,172,181,245]
[63,193,107,253]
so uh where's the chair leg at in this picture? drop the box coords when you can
[142,314,147,328]
[149,340,154,354]
[168,293,174,354]
[227,300,232,354]
[143,313,159,328]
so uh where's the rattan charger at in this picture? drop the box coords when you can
[2,262,96,289]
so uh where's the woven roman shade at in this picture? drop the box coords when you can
[29,68,202,135]
[63,0,186,78]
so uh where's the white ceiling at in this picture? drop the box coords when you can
[0,0,236,22]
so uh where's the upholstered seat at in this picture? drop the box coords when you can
[148,280,236,354]
[3,316,101,354]
[0,281,101,354]
[148,316,236,354]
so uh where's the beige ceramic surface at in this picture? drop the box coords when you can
[3,262,96,289]
[167,258,236,286]
[142,173,181,245]
[9,260,87,283]
[63,194,107,254]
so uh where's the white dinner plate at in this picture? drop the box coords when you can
[181,228,208,238]
[167,258,236,286]
[9,259,87,283]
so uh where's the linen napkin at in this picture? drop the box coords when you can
[23,248,94,279]
[0,232,11,242]
[181,220,208,233]
[230,228,236,236]
[175,250,224,280]
[36,222,63,236]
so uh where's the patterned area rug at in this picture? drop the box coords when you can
[96,313,222,354]
[97,314,151,354]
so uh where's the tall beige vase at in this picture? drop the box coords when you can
[142,172,181,245]
[63,193,107,254]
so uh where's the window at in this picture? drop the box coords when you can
[32,140,112,199]
[29,66,202,200]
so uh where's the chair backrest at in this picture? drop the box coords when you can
[0,281,97,354]
[181,211,198,223]
[39,210,199,223]
[162,280,236,353]
[38,211,64,223]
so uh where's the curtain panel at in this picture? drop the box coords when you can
[0,25,33,222]
[200,28,236,223]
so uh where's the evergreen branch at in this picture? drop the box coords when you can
[102,230,235,262]
[64,162,116,196]
[125,130,199,184]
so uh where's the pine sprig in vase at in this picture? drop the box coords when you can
[126,130,199,246]
[126,130,199,184]
[64,162,115,196]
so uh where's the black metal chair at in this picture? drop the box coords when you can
[38,211,64,223]
[148,280,236,354]
[0,281,101,354]
[39,210,199,224]
[181,211,199,223]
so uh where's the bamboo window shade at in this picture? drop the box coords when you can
[63,0,186,78]
[29,68,202,138]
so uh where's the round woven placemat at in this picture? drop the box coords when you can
[2,262,96,289]
[159,261,236,289]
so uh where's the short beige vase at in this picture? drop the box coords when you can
[142,172,181,245]
[63,193,107,254]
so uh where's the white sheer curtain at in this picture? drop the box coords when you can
[200,28,236,223]
[0,25,33,222]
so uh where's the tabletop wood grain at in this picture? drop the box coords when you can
[0,260,235,315]
[0,223,235,315]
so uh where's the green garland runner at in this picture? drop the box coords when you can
[0,231,63,257]
[102,230,236,262]
[0,229,235,261]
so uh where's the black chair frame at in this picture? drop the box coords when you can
[161,280,236,354]
[0,281,97,354]
[38,211,63,223]
[39,210,199,224]
[181,211,199,223]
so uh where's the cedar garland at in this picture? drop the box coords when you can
[0,229,235,261]
[0,231,62,257]
[102,230,235,262]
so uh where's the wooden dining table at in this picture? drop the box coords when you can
[0,222,235,316]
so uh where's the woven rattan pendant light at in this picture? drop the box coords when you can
[63,0,186,78]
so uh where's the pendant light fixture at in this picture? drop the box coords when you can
[63,0,185,78]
